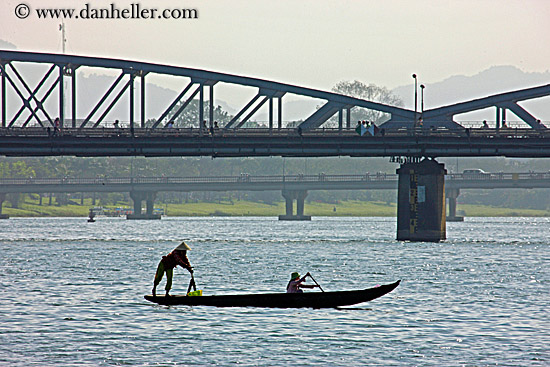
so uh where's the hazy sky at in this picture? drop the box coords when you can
[1,0,549,94]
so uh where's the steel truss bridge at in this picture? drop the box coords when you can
[1,50,550,158]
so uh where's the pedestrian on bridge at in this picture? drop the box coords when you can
[114,120,122,136]
[53,117,60,136]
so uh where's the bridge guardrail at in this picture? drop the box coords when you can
[447,172,550,180]
[2,126,550,139]
[0,173,397,185]
[3,172,550,186]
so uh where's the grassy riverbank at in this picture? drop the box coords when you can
[2,198,549,217]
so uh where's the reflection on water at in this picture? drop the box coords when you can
[0,217,548,366]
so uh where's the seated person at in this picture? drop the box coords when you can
[286,272,320,293]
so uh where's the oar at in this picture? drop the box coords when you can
[307,273,325,292]
[186,273,197,295]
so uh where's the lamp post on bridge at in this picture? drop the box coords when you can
[420,84,425,122]
[412,74,417,126]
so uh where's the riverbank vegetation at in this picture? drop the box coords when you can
[3,195,548,218]
[2,156,550,217]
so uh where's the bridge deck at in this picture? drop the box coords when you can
[2,127,550,158]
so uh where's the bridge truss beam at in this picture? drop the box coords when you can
[0,50,415,132]
[419,84,550,129]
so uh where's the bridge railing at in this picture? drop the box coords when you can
[3,172,550,186]
[447,172,550,180]
[0,173,399,186]
[0,127,358,138]
[2,126,550,139]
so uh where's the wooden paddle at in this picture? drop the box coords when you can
[186,273,197,295]
[307,272,325,292]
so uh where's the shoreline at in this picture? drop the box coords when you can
[2,199,549,218]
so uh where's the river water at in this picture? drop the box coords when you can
[0,217,548,366]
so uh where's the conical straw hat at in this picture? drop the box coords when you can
[174,241,191,251]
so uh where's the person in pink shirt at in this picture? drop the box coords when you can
[286,272,320,293]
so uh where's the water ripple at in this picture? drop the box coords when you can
[0,217,548,366]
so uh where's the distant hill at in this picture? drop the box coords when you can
[256,66,550,124]
[391,66,550,123]
[0,40,16,50]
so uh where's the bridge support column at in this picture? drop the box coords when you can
[296,190,307,217]
[127,191,161,220]
[446,188,464,222]
[397,159,446,242]
[279,189,311,221]
[284,194,293,217]
[0,193,9,219]
[145,192,156,216]
[130,191,143,216]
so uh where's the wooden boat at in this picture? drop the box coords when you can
[144,280,400,308]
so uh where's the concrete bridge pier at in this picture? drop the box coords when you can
[446,188,464,222]
[0,193,8,219]
[279,189,311,221]
[127,191,161,220]
[397,159,446,242]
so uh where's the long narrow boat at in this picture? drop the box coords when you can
[144,280,400,308]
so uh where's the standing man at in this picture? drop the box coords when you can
[53,117,61,136]
[152,242,193,297]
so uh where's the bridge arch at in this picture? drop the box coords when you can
[0,50,414,131]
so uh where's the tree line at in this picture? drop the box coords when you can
[2,80,550,212]
[2,155,550,212]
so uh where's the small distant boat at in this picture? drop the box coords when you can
[87,208,96,222]
[144,280,400,308]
